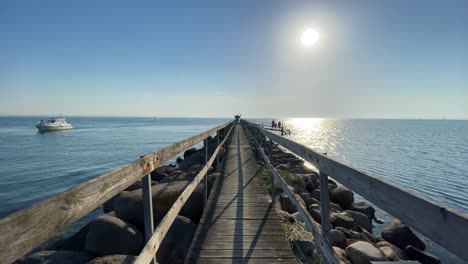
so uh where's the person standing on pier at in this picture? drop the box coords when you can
[278,121,282,129]
[271,119,276,129]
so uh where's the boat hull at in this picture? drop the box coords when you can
[36,124,73,131]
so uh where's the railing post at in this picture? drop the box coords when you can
[140,156,156,264]
[216,131,220,171]
[319,165,332,247]
[204,138,208,206]
[269,138,275,199]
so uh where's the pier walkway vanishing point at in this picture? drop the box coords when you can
[185,124,294,263]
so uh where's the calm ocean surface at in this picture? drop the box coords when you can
[0,117,467,262]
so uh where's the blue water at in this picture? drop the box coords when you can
[0,117,229,218]
[0,117,467,262]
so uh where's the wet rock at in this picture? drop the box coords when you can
[330,229,347,248]
[381,220,425,250]
[330,186,354,209]
[345,210,372,232]
[114,181,204,228]
[405,245,440,264]
[331,212,355,229]
[85,215,143,256]
[16,250,94,264]
[350,202,375,222]
[157,215,196,264]
[345,241,386,264]
[87,255,138,264]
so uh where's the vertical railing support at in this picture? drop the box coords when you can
[319,165,332,247]
[216,131,220,171]
[140,156,155,264]
[204,138,208,206]
[269,138,275,199]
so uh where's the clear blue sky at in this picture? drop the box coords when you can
[1,0,467,118]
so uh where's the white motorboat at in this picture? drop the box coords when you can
[36,117,73,131]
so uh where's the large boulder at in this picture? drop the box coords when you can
[331,212,355,229]
[381,220,425,250]
[279,194,305,214]
[333,247,351,264]
[377,241,407,261]
[335,227,362,240]
[114,181,204,228]
[157,215,196,264]
[345,241,386,264]
[151,165,177,181]
[330,186,354,209]
[16,250,94,264]
[404,245,441,264]
[84,215,143,256]
[330,229,347,249]
[179,151,204,170]
[350,202,375,222]
[183,148,198,159]
[87,255,138,264]
[344,210,372,232]
[50,225,89,251]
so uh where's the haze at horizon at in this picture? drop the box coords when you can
[1,0,467,118]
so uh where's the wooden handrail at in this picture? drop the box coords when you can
[246,120,468,262]
[243,123,340,264]
[0,121,233,264]
[135,122,235,264]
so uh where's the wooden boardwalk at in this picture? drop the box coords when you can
[185,124,295,264]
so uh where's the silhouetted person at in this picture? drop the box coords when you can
[278,121,282,129]
[271,119,276,129]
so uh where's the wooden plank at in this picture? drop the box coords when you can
[0,121,233,264]
[186,249,294,258]
[250,121,468,262]
[134,123,236,264]
[185,258,296,264]
[192,235,291,243]
[191,240,291,250]
[193,228,286,236]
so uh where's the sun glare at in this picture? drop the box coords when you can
[300,28,320,46]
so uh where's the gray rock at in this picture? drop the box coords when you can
[85,215,143,256]
[331,212,355,229]
[114,180,204,228]
[330,202,343,212]
[335,227,362,240]
[345,210,372,232]
[350,202,375,222]
[151,165,177,181]
[330,229,347,248]
[50,225,89,251]
[333,246,351,264]
[308,207,321,223]
[16,250,94,264]
[330,186,354,209]
[379,246,407,261]
[179,151,204,170]
[345,241,386,264]
[305,197,320,207]
[404,245,440,264]
[360,228,377,244]
[185,164,203,175]
[279,194,305,214]
[310,189,321,200]
[299,192,310,202]
[381,220,425,250]
[275,164,290,171]
[87,255,138,264]
[157,215,196,264]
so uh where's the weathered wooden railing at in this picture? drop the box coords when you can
[0,121,234,264]
[244,120,468,263]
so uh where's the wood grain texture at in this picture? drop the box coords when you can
[249,121,468,262]
[0,121,233,264]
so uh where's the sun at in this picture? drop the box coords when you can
[300,28,320,46]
